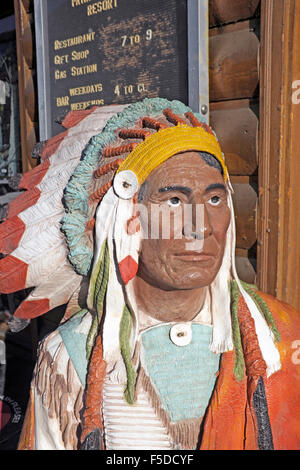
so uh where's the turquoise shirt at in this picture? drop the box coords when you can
[140,323,220,423]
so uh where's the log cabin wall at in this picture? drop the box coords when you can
[209,0,260,284]
[14,0,37,173]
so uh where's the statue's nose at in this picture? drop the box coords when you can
[182,205,212,240]
[183,224,212,240]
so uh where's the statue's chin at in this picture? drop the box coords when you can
[159,276,216,292]
[162,264,222,291]
[136,271,217,292]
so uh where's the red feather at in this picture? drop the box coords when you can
[7,188,41,218]
[19,159,50,190]
[0,255,28,293]
[118,256,138,285]
[61,107,98,129]
[14,298,50,319]
[0,216,26,254]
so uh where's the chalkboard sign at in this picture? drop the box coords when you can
[34,0,208,138]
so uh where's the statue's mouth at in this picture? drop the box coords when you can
[174,251,215,262]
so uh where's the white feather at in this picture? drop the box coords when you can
[26,262,82,309]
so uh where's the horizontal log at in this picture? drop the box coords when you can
[210,100,258,175]
[231,179,257,250]
[209,24,259,102]
[235,248,256,284]
[209,0,260,27]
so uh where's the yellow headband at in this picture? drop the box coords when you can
[117,124,228,184]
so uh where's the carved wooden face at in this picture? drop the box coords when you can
[137,151,231,290]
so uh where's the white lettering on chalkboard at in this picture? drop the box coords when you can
[72,49,90,61]
[69,83,103,96]
[57,96,70,106]
[121,30,153,47]
[55,70,67,79]
[71,0,93,7]
[70,98,104,110]
[114,83,147,97]
[54,54,69,64]
[87,0,118,16]
[71,64,98,76]
[54,32,95,50]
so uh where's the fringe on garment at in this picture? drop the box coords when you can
[34,334,84,449]
[137,367,202,450]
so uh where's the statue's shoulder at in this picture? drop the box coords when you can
[37,310,92,387]
[257,290,300,342]
[257,290,300,323]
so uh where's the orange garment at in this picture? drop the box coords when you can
[200,292,300,450]
[18,291,300,450]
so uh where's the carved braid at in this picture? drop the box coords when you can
[237,294,267,379]
[80,334,107,446]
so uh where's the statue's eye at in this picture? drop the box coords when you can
[208,195,221,206]
[167,197,181,207]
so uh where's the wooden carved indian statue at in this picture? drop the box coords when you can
[0,98,299,450]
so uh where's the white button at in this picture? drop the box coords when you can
[113,170,139,199]
[169,323,192,347]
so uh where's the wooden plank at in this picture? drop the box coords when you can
[14,0,37,173]
[24,70,37,122]
[210,99,258,175]
[209,22,259,102]
[22,0,31,12]
[22,13,34,69]
[271,0,300,310]
[257,0,284,298]
[209,0,260,27]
